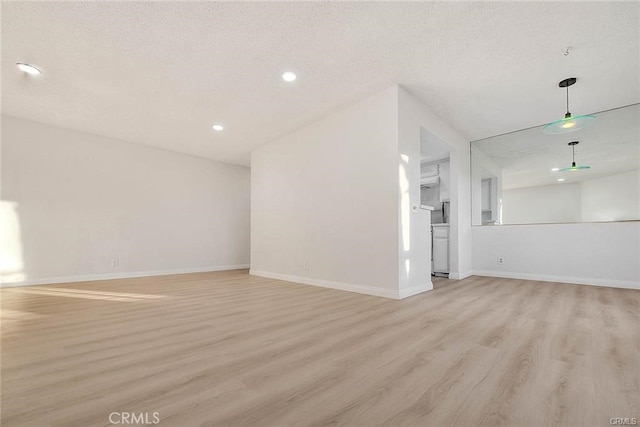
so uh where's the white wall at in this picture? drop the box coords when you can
[472,222,640,289]
[398,96,433,297]
[500,170,639,224]
[471,146,503,225]
[251,86,400,298]
[1,115,250,286]
[502,182,581,224]
[251,85,473,298]
[581,170,640,222]
[398,87,472,281]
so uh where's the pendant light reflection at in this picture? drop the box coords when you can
[543,78,595,134]
[558,141,591,172]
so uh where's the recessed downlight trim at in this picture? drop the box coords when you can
[16,62,42,75]
[212,124,224,131]
[282,71,297,82]
[551,168,560,172]
[557,178,565,182]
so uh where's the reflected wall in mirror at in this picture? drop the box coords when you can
[471,103,640,225]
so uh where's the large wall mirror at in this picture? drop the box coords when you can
[471,103,639,226]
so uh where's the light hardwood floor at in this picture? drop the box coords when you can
[1,270,638,426]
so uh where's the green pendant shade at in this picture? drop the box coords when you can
[559,164,591,172]
[543,78,595,135]
[543,114,596,134]
[558,141,591,172]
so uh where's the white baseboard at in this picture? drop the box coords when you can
[473,270,640,290]
[0,264,251,288]
[449,271,473,280]
[398,281,432,299]
[250,269,417,299]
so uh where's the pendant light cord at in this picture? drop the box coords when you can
[566,85,570,115]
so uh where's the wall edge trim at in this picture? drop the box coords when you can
[0,264,251,287]
[472,270,640,290]
[250,269,401,299]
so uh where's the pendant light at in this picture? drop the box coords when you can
[543,78,595,134]
[559,141,591,172]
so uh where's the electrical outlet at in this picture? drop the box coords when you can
[498,257,504,265]
[111,258,120,268]
[303,260,309,270]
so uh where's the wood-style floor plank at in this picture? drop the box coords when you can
[1,270,638,426]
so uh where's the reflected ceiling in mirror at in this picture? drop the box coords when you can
[471,103,640,225]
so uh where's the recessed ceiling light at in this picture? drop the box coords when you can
[551,168,560,172]
[557,178,565,182]
[212,124,224,131]
[16,63,42,75]
[282,71,297,82]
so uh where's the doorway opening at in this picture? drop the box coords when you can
[420,128,453,279]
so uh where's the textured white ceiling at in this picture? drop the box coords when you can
[473,103,640,190]
[2,2,639,166]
